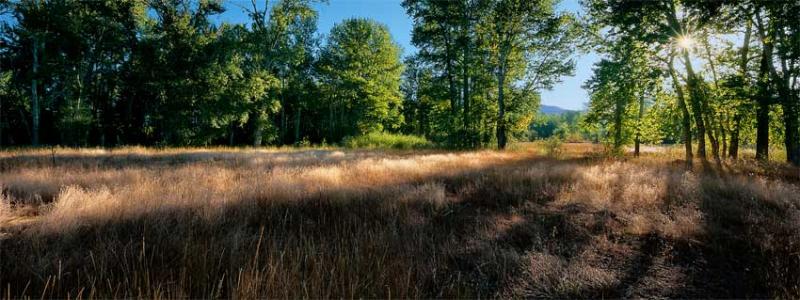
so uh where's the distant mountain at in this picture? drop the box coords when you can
[539,105,576,115]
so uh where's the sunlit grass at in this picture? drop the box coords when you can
[1,143,798,298]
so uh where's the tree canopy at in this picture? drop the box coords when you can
[0,0,798,166]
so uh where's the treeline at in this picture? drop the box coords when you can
[582,0,800,165]
[0,0,580,149]
[6,0,796,161]
[0,0,404,147]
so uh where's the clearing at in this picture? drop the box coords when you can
[1,143,799,298]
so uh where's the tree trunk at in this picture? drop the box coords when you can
[0,94,3,148]
[755,100,770,161]
[773,61,799,165]
[253,111,265,147]
[669,56,693,168]
[74,71,84,147]
[754,10,772,161]
[279,79,286,143]
[461,6,472,147]
[228,122,235,146]
[444,31,458,116]
[728,116,742,159]
[329,99,334,141]
[613,95,624,153]
[755,29,773,161]
[781,96,799,165]
[769,36,799,165]
[634,94,644,157]
[720,123,727,158]
[708,120,721,164]
[294,107,301,145]
[496,63,507,150]
[730,19,751,160]
[253,125,263,147]
[31,36,40,146]
[703,108,721,164]
[702,35,723,164]
[729,115,741,159]
[682,50,707,161]
[462,40,471,147]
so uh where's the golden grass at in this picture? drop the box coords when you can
[1,143,799,298]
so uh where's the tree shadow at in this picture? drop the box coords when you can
[0,154,588,298]
[2,152,797,298]
[482,158,799,299]
[563,161,800,299]
[0,148,490,206]
[681,174,800,298]
[0,149,405,171]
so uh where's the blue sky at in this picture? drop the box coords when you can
[220,0,596,110]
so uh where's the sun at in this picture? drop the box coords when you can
[676,35,694,50]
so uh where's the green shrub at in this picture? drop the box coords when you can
[543,137,564,158]
[342,132,432,149]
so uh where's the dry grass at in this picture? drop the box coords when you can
[1,143,799,298]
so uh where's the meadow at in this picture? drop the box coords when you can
[1,143,799,298]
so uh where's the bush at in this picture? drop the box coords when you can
[342,132,432,149]
[543,137,564,158]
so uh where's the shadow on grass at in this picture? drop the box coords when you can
[0,148,475,205]
[1,153,798,298]
[0,149,398,171]
[684,175,800,298]
[0,155,586,298]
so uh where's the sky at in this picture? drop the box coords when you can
[220,0,597,110]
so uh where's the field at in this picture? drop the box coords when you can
[1,143,799,298]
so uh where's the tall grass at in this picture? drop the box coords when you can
[0,144,798,298]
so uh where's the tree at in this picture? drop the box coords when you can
[725,16,754,160]
[483,0,576,149]
[0,70,9,146]
[587,0,721,163]
[317,18,404,140]
[199,24,273,145]
[403,0,487,147]
[1,0,147,146]
[243,0,319,146]
[401,55,438,138]
[689,0,800,165]
[762,1,800,165]
[5,0,49,146]
[403,0,461,117]
[583,34,661,156]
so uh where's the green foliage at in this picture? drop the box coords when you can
[0,0,579,150]
[583,38,660,151]
[2,0,796,162]
[483,0,578,149]
[318,18,405,140]
[542,136,564,158]
[529,111,594,142]
[640,91,679,144]
[581,0,800,165]
[342,132,432,150]
[402,0,577,149]
[505,88,541,141]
